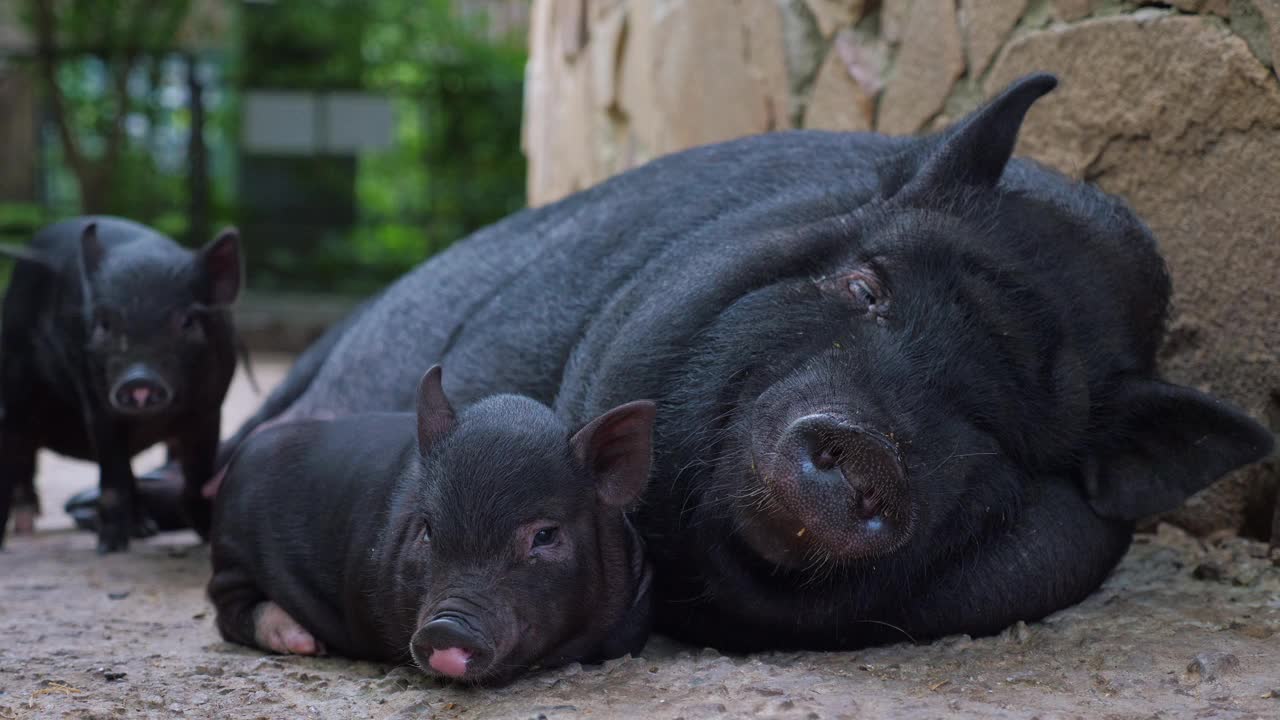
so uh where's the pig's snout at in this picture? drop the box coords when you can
[109,366,173,415]
[755,414,913,560]
[411,614,495,681]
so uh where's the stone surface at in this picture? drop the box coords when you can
[802,27,882,131]
[804,0,866,38]
[523,0,792,206]
[987,15,1280,536]
[877,0,966,134]
[1231,0,1280,68]
[1050,0,1095,22]
[961,0,1028,78]
[4,523,1279,718]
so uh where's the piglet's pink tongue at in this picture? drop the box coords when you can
[428,647,472,678]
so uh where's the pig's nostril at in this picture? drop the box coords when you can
[423,616,479,652]
[810,445,838,471]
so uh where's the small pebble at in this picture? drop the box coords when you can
[1192,563,1224,582]
[1185,651,1240,683]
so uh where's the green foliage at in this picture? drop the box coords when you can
[238,0,528,294]
[19,0,528,296]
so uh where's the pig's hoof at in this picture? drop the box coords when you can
[130,514,159,539]
[253,602,324,656]
[12,508,37,535]
[96,535,129,554]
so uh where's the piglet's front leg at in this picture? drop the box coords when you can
[91,419,141,554]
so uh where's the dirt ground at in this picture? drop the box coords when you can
[2,357,1279,719]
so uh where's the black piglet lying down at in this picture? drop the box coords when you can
[207,366,656,685]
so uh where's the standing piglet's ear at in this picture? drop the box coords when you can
[1082,379,1275,521]
[78,222,104,296]
[571,400,657,507]
[416,365,456,456]
[198,227,243,306]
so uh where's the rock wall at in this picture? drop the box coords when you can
[521,0,1280,539]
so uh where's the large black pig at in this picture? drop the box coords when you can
[130,73,1273,649]
[208,367,655,684]
[1,217,242,552]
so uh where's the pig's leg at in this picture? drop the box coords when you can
[0,429,37,546]
[252,602,325,656]
[91,418,139,554]
[11,473,39,535]
[209,568,323,655]
[176,411,220,541]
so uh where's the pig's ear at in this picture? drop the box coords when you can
[1082,379,1275,521]
[887,73,1057,199]
[197,227,243,306]
[416,364,456,455]
[571,400,656,507]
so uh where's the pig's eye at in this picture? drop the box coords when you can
[848,277,879,309]
[420,522,432,544]
[93,314,111,335]
[180,312,197,331]
[531,526,559,548]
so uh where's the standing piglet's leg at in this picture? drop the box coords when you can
[90,418,140,554]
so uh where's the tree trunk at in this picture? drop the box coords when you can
[185,52,210,245]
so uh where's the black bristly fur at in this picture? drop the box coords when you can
[0,216,241,552]
[181,74,1272,650]
[207,372,654,685]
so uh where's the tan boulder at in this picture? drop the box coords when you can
[803,27,884,131]
[988,15,1280,537]
[804,0,867,38]
[961,0,1028,78]
[877,0,966,134]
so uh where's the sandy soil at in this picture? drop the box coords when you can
[2,357,1279,720]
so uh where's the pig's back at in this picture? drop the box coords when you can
[285,130,904,418]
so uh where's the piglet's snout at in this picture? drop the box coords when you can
[412,615,493,679]
[109,365,173,415]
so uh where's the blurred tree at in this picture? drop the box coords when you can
[28,0,194,215]
[237,0,527,294]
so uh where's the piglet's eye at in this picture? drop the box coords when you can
[420,522,432,544]
[531,526,559,548]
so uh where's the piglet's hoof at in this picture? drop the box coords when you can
[253,602,325,656]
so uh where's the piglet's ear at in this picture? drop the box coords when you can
[79,221,104,276]
[571,400,656,507]
[198,227,243,306]
[1082,379,1275,521]
[888,72,1057,199]
[416,365,456,456]
[76,222,104,301]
